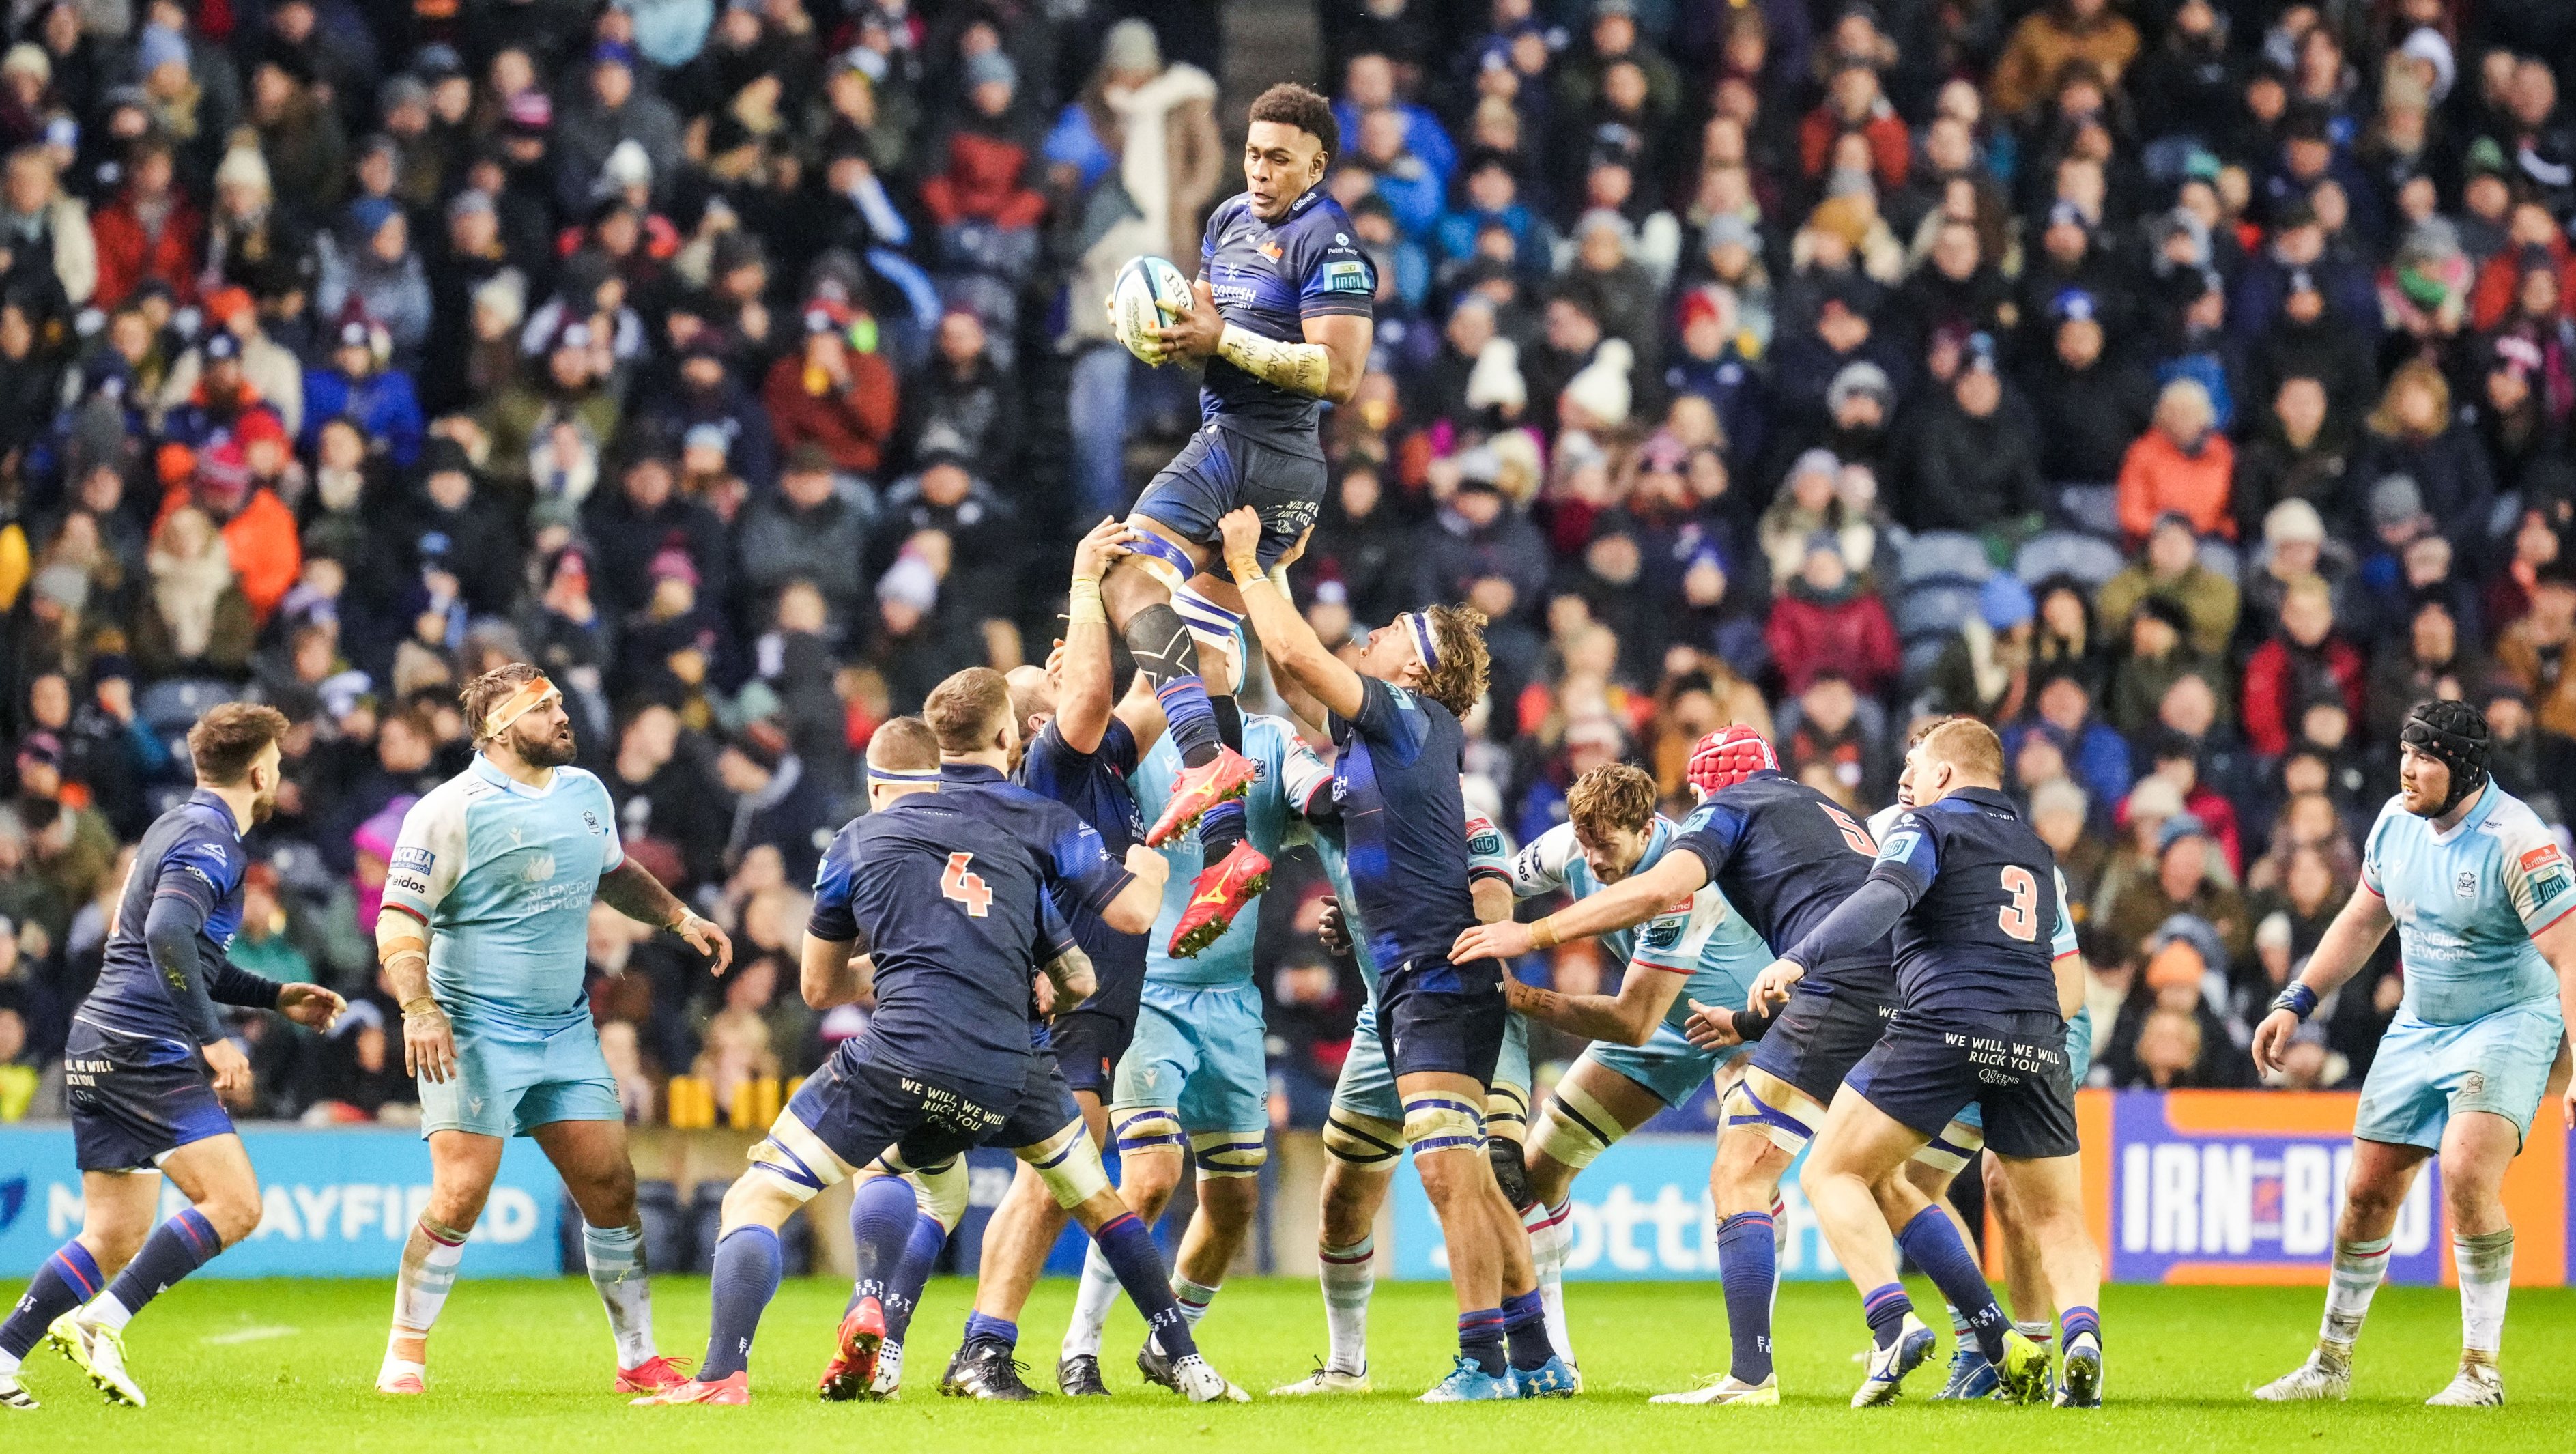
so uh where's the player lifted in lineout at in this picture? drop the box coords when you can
[1096,81,1374,960]
[375,665,733,1396]
[638,669,1246,1406]
[1220,504,1571,1400]
[1492,763,1774,1386]
[1,706,343,1411]
[2253,701,2576,1408]
[1769,719,2100,1406]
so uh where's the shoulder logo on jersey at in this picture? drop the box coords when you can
[1321,260,1369,293]
[393,847,434,873]
[1642,916,1684,950]
[1879,831,1924,864]
[582,810,601,835]
[1468,829,1504,857]
[2455,868,2478,899]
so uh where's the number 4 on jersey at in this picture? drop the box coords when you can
[942,853,992,917]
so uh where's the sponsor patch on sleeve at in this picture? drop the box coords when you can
[393,846,435,872]
[1320,259,1371,293]
[2521,844,2566,872]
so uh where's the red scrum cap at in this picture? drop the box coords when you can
[1687,724,1778,798]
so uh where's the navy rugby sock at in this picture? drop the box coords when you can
[1862,1283,1915,1348]
[962,1310,1018,1348]
[700,1225,782,1381]
[1716,1211,1777,1382]
[848,1177,917,1315]
[0,1242,102,1367]
[96,1208,222,1325]
[887,1211,946,1341]
[1093,1212,1197,1360]
[1896,1207,2005,1362]
[1502,1289,1554,1371]
[1458,1307,1506,1377]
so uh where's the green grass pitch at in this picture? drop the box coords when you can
[6,1276,2575,1451]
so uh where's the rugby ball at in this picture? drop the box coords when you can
[1111,255,1194,365]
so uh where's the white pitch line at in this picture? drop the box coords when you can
[203,1325,300,1345]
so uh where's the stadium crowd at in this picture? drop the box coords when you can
[0,0,2572,1136]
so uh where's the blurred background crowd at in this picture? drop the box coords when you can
[0,0,2572,1137]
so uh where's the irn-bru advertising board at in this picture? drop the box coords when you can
[1393,1091,2571,1285]
[2053,1090,2568,1286]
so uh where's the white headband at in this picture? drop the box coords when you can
[1401,611,1442,673]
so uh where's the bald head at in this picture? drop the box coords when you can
[1005,664,1056,743]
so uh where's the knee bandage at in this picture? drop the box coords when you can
[1190,1129,1268,1178]
[1321,1109,1405,1167]
[1401,1094,1487,1156]
[1016,1117,1115,1209]
[746,1114,855,1203]
[1483,1081,1532,1145]
[1530,1080,1620,1173]
[1910,1119,1984,1175]
[1112,1107,1186,1159]
[1172,584,1246,694]
[1722,1072,1823,1155]
[903,1158,971,1233]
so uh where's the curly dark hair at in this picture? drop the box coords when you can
[1247,82,1337,163]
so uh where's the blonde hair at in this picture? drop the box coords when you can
[1417,603,1492,719]
[924,667,1010,754]
[1920,717,2005,785]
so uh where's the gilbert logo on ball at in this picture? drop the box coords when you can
[1111,255,1193,365]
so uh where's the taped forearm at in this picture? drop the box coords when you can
[1042,943,1097,1011]
[1218,323,1328,397]
[1781,876,1912,972]
[377,910,435,1012]
[144,894,226,1042]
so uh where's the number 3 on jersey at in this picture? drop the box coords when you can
[942,852,992,917]
[1997,864,2039,941]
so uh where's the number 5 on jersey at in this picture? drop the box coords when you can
[943,852,992,917]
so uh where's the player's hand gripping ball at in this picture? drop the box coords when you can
[1111,255,1194,365]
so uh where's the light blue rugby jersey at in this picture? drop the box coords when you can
[2360,782,2576,1026]
[1304,802,1512,999]
[382,754,624,1031]
[1136,714,1334,988]
[1507,817,1772,1035]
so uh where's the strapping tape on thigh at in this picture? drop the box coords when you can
[1484,1081,1532,1141]
[1112,1107,1184,1158]
[1532,1081,1618,1171]
[1017,1118,1113,1208]
[1124,529,1197,590]
[1910,1119,1984,1174]
[1722,1077,1817,1154]
[1321,1109,1405,1165]
[1401,1094,1487,1155]
[1173,583,1246,692]
[1190,1129,1268,1178]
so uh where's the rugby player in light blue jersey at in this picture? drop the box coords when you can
[374,664,734,1397]
[1055,711,1334,1395]
[2253,700,2576,1408]
[1270,797,1521,1396]
[1497,765,1773,1393]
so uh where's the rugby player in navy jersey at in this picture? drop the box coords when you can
[0,705,343,1411]
[1218,506,1569,1401]
[638,670,1247,1406]
[1761,719,2102,1408]
[1091,81,1376,963]
[1455,726,1915,1405]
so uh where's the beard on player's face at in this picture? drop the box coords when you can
[510,711,579,768]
